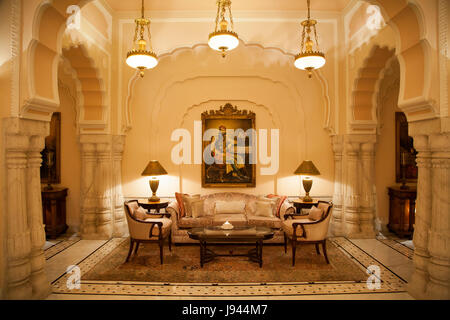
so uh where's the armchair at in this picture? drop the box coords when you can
[124,200,172,264]
[282,200,333,266]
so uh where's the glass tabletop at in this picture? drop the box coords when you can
[188,226,274,239]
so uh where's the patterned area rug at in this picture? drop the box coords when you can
[82,239,367,283]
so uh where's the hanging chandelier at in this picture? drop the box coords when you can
[294,0,326,78]
[208,0,239,57]
[126,0,158,77]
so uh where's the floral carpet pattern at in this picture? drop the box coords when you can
[51,237,407,297]
[81,240,367,283]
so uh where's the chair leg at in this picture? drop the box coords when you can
[126,239,134,262]
[283,233,287,254]
[322,240,329,264]
[133,242,140,256]
[159,239,164,264]
[168,231,172,252]
[292,240,296,266]
[315,243,320,255]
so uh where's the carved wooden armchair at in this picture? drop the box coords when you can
[124,200,172,264]
[281,200,333,266]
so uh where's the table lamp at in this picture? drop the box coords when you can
[294,160,320,202]
[141,160,167,202]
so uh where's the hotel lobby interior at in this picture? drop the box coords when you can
[0,0,449,301]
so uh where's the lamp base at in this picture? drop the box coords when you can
[149,179,160,202]
[148,195,160,202]
[302,178,313,202]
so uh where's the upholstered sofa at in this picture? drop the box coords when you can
[166,192,295,243]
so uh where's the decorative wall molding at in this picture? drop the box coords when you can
[438,0,449,118]
[9,0,21,117]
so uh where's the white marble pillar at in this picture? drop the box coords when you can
[26,134,50,299]
[95,141,113,239]
[427,133,450,299]
[112,135,127,237]
[360,141,377,237]
[80,138,97,238]
[408,134,432,299]
[343,141,362,236]
[4,129,32,299]
[331,135,344,236]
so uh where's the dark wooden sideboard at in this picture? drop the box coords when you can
[42,187,68,239]
[387,186,416,238]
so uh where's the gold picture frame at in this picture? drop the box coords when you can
[201,103,256,188]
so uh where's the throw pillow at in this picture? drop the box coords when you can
[175,192,186,217]
[308,206,324,221]
[134,206,149,220]
[257,196,279,217]
[190,199,206,218]
[215,200,246,214]
[182,194,201,217]
[255,200,275,217]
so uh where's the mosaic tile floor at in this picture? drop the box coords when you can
[50,237,409,298]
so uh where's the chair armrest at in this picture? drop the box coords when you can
[279,200,295,219]
[284,212,308,220]
[167,201,180,219]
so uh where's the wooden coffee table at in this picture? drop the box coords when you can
[187,226,275,268]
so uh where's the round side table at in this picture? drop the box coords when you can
[292,198,319,214]
[138,199,169,214]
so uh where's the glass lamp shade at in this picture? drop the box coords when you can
[208,31,239,52]
[126,51,158,70]
[294,52,326,70]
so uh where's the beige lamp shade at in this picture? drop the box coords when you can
[141,160,168,176]
[294,160,320,175]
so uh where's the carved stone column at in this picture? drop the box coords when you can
[360,141,377,237]
[95,141,113,239]
[79,134,124,240]
[27,134,50,299]
[79,138,97,238]
[427,133,450,299]
[331,135,344,236]
[4,129,32,299]
[408,134,432,299]
[3,118,50,299]
[112,135,127,237]
[343,141,361,237]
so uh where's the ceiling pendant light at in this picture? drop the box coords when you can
[208,0,239,58]
[294,0,326,78]
[126,0,158,77]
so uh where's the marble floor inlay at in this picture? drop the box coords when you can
[49,237,408,298]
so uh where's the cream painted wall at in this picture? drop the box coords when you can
[121,44,334,199]
[54,67,82,232]
[374,60,409,229]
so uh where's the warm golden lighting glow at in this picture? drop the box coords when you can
[126,0,158,77]
[208,0,239,57]
[294,0,326,78]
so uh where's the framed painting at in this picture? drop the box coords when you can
[395,112,418,183]
[41,112,61,185]
[201,103,256,188]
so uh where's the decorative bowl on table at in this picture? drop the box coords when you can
[221,221,234,230]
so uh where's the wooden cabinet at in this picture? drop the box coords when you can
[42,187,68,239]
[387,186,416,237]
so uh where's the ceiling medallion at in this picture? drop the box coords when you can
[208,0,239,58]
[126,0,158,77]
[294,0,326,78]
